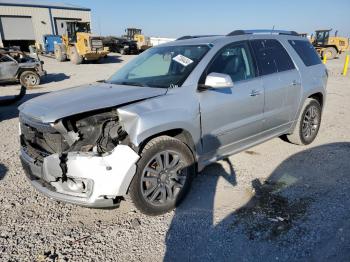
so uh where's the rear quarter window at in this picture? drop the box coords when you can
[251,39,295,76]
[288,40,322,66]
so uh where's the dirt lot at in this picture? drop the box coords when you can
[0,54,349,261]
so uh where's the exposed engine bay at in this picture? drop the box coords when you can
[20,109,129,162]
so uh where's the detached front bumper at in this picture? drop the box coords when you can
[20,145,139,208]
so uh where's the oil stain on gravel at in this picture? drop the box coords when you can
[231,178,313,240]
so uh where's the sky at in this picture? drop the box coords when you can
[55,0,350,38]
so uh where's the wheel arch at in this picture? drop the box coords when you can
[137,128,197,160]
[308,92,324,109]
[16,68,36,79]
[287,91,325,135]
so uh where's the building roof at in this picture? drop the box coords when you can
[0,0,90,11]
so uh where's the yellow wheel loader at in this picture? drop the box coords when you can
[125,28,152,52]
[312,29,349,60]
[54,21,109,64]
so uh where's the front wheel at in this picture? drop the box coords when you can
[129,136,195,215]
[54,45,66,62]
[70,46,83,64]
[323,47,337,60]
[19,71,40,88]
[286,98,322,145]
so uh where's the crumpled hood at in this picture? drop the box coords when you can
[19,82,167,123]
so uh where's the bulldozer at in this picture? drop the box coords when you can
[312,29,349,60]
[54,21,109,64]
[125,28,152,52]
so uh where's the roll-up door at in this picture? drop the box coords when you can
[0,16,35,40]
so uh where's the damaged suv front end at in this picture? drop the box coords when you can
[19,109,139,207]
[18,76,170,208]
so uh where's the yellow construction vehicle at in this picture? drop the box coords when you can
[125,28,152,52]
[312,29,349,60]
[54,21,109,64]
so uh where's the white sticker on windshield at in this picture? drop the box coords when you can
[172,54,193,67]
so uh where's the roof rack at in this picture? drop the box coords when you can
[227,29,298,36]
[176,35,220,40]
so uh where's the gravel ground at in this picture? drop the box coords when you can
[0,54,349,261]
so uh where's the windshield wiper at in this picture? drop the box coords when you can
[112,81,149,87]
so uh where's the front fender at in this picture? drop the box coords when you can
[117,91,201,150]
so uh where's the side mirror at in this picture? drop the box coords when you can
[198,72,233,91]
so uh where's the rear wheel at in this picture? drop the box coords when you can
[70,46,83,64]
[129,136,195,215]
[19,71,40,88]
[323,47,337,60]
[286,98,322,145]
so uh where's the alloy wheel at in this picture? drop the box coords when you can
[302,105,320,139]
[141,150,187,206]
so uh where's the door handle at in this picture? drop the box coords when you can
[291,80,300,86]
[250,90,261,96]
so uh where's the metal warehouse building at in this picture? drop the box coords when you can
[0,0,91,50]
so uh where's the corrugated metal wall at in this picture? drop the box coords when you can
[0,5,90,47]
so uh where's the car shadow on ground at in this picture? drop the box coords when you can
[0,91,48,121]
[41,73,70,84]
[164,142,350,262]
[0,163,8,181]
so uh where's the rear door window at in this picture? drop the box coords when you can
[251,39,295,76]
[288,40,322,66]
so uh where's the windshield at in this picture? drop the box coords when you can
[107,45,210,88]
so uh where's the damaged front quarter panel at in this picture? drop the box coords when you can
[116,88,201,152]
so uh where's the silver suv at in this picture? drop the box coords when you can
[19,30,327,215]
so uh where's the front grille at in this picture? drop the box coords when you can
[91,38,103,51]
[20,136,49,162]
[19,113,67,161]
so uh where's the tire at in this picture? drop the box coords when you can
[70,46,83,65]
[19,71,40,88]
[323,47,337,60]
[286,98,322,145]
[54,45,66,62]
[129,136,195,215]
